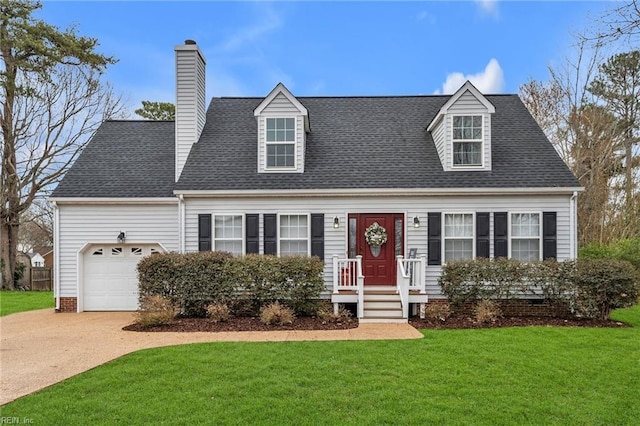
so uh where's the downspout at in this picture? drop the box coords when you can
[179,195,186,253]
[52,201,60,311]
[570,191,578,259]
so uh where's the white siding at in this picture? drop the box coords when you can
[263,93,303,114]
[447,90,489,113]
[57,204,179,298]
[175,45,206,181]
[431,115,446,169]
[185,194,573,298]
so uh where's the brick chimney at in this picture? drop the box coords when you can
[174,39,206,181]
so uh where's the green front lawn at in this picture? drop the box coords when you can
[3,304,639,424]
[0,291,54,316]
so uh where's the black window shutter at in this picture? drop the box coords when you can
[543,212,557,260]
[263,214,277,255]
[198,214,212,252]
[245,214,259,254]
[494,212,508,258]
[476,212,490,258]
[310,214,324,260]
[427,212,441,266]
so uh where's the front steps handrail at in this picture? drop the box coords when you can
[396,256,410,318]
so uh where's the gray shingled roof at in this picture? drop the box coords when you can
[52,95,579,198]
[175,95,579,191]
[51,121,175,197]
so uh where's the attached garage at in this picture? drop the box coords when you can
[82,244,162,311]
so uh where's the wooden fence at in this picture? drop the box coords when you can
[30,267,52,291]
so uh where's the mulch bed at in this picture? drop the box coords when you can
[123,316,359,332]
[123,314,630,332]
[409,314,631,330]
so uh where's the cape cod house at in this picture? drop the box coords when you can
[50,40,581,321]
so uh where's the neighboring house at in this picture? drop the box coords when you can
[34,246,54,268]
[28,252,45,268]
[50,40,581,320]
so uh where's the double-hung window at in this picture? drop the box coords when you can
[279,214,309,256]
[452,115,483,166]
[214,215,243,255]
[510,213,541,261]
[443,213,474,262]
[266,118,296,169]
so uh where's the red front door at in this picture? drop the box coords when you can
[349,213,404,285]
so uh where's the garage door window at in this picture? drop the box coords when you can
[92,248,103,256]
[131,247,143,256]
[111,247,123,256]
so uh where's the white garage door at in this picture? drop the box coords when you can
[83,244,161,311]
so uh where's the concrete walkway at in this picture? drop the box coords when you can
[0,309,423,405]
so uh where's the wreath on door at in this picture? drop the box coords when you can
[365,222,388,247]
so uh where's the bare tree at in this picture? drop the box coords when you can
[18,199,52,252]
[588,50,640,240]
[1,0,123,288]
[519,42,632,245]
[583,0,640,45]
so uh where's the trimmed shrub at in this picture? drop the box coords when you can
[572,259,638,320]
[439,257,531,306]
[474,299,501,323]
[137,252,325,317]
[424,302,452,322]
[206,302,230,323]
[260,302,295,325]
[278,256,325,315]
[135,295,177,328]
[439,257,639,320]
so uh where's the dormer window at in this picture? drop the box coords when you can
[266,118,296,169]
[427,81,495,172]
[452,115,483,166]
[254,83,310,174]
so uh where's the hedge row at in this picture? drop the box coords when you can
[438,257,639,320]
[137,252,325,316]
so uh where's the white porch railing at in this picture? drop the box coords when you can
[332,255,365,318]
[402,255,427,294]
[396,256,410,318]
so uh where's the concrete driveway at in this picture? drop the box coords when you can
[0,309,422,405]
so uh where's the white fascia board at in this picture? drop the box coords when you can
[426,113,444,132]
[440,81,496,114]
[48,197,179,205]
[254,83,308,116]
[175,187,584,198]
[253,83,310,132]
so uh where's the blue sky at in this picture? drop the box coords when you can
[38,1,613,114]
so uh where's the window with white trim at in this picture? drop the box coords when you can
[214,215,243,255]
[279,214,309,256]
[266,118,296,169]
[452,115,483,166]
[444,213,474,262]
[510,213,541,261]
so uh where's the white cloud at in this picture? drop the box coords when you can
[217,5,282,53]
[475,0,499,18]
[416,10,435,24]
[435,58,505,95]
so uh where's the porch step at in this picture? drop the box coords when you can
[362,287,404,322]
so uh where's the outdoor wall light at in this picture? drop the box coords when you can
[117,231,126,243]
[413,216,420,228]
[333,217,340,229]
